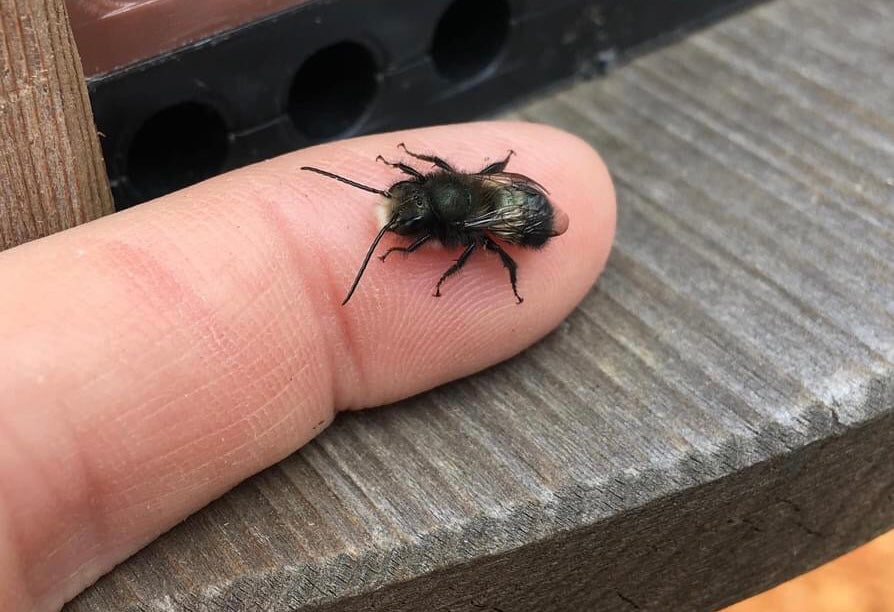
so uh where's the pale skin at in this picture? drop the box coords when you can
[0,121,616,611]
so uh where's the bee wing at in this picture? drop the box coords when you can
[461,207,520,231]
[485,174,568,236]
[462,174,568,241]
[475,171,550,196]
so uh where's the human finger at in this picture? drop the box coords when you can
[0,120,615,610]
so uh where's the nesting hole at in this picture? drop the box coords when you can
[127,102,228,200]
[431,0,511,80]
[288,41,379,139]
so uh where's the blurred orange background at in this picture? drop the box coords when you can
[725,530,894,612]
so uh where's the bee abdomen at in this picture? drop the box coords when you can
[477,187,566,248]
[514,191,560,248]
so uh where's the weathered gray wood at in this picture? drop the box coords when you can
[67,0,894,609]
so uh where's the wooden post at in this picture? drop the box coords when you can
[0,0,114,251]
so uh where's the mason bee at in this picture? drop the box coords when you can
[301,143,568,305]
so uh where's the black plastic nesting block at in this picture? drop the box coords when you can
[87,0,761,208]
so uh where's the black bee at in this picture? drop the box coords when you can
[301,143,568,305]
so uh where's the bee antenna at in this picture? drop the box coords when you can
[300,166,392,198]
[342,216,397,305]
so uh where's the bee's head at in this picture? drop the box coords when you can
[388,182,434,235]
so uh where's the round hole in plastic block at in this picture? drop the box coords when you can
[431,0,511,80]
[127,102,228,200]
[289,41,379,139]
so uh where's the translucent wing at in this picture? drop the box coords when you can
[476,171,550,196]
[462,173,567,244]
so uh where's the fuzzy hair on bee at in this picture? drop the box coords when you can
[301,143,568,305]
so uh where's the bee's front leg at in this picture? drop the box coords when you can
[397,143,456,173]
[379,234,432,262]
[375,155,425,181]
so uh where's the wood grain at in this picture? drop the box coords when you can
[67,0,894,608]
[0,0,113,251]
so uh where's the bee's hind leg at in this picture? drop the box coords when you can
[478,150,516,175]
[484,238,524,304]
[434,242,477,297]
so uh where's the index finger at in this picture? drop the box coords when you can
[0,121,615,610]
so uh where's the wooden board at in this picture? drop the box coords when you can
[67,0,894,608]
[0,0,113,250]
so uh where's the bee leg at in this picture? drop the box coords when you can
[484,238,523,304]
[478,150,516,175]
[434,242,478,297]
[397,143,456,172]
[379,234,431,261]
[375,155,425,181]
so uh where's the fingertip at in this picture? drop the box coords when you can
[288,120,616,408]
